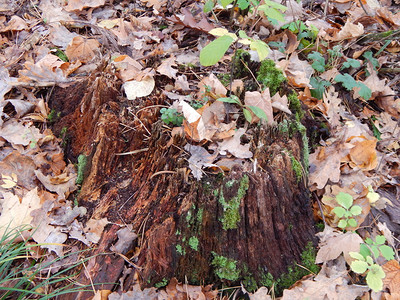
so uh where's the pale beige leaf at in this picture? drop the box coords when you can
[123,76,155,100]
[0,120,44,146]
[218,128,253,159]
[335,21,364,41]
[0,188,41,237]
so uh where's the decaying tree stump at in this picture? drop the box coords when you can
[50,70,316,299]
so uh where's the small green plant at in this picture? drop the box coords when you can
[282,20,318,50]
[50,47,69,62]
[308,52,326,73]
[334,73,371,100]
[217,95,267,123]
[359,235,395,261]
[349,252,385,292]
[160,107,184,126]
[309,76,331,100]
[332,192,362,229]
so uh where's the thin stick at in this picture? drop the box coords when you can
[115,148,149,156]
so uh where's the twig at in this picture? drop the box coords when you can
[115,148,149,156]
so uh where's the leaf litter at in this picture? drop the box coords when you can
[0,0,399,298]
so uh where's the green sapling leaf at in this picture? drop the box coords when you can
[355,82,372,100]
[250,40,270,61]
[366,264,385,292]
[221,0,234,8]
[350,260,368,273]
[347,218,358,227]
[338,219,348,229]
[204,0,214,12]
[217,97,241,105]
[366,256,374,265]
[247,105,268,121]
[336,192,353,209]
[263,0,287,11]
[200,35,235,66]
[350,205,362,216]
[379,245,395,261]
[335,73,357,91]
[237,0,250,9]
[243,108,252,123]
[258,6,285,22]
[375,235,386,245]
[333,206,346,218]
[360,244,371,258]
[350,251,366,261]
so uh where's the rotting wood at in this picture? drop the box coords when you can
[51,70,317,299]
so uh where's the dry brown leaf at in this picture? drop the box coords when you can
[309,141,351,189]
[65,0,105,12]
[110,226,137,253]
[0,66,17,101]
[112,55,143,82]
[0,15,27,32]
[333,21,364,41]
[279,53,313,88]
[244,89,274,124]
[198,74,227,98]
[65,36,100,63]
[157,55,178,79]
[185,144,218,180]
[382,260,400,298]
[0,119,44,146]
[321,86,342,129]
[218,128,253,159]
[316,226,363,264]
[34,166,77,200]
[0,188,41,238]
[347,135,378,171]
[271,93,291,115]
[141,0,168,10]
[85,217,110,244]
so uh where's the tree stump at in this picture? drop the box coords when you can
[51,70,317,299]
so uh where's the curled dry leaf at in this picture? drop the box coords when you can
[244,89,274,124]
[0,15,27,32]
[346,135,378,171]
[218,128,253,159]
[157,55,178,79]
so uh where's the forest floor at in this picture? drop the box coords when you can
[0,0,399,299]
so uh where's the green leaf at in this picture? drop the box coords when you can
[363,51,379,70]
[336,192,353,209]
[332,207,346,218]
[237,0,250,9]
[200,35,235,66]
[365,237,373,245]
[338,219,348,229]
[250,40,270,61]
[350,252,365,261]
[350,205,362,216]
[366,255,374,265]
[263,0,287,11]
[310,77,331,100]
[204,0,215,12]
[243,108,252,123]
[347,218,358,228]
[350,260,368,274]
[375,235,386,245]
[247,106,268,121]
[238,30,250,39]
[379,245,395,261]
[341,58,361,69]
[221,0,234,8]
[355,82,372,100]
[360,244,371,258]
[308,52,326,72]
[258,5,285,22]
[366,264,385,292]
[217,97,241,105]
[371,246,380,260]
[334,73,358,91]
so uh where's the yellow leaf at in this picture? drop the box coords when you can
[1,173,17,189]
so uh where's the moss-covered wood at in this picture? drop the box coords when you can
[52,70,317,299]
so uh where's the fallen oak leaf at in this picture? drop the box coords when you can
[65,36,100,63]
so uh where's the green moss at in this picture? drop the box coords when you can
[197,208,203,223]
[211,252,240,281]
[188,236,199,251]
[176,244,185,255]
[290,154,303,183]
[257,59,287,95]
[259,272,275,287]
[218,175,249,230]
[288,92,304,120]
[279,120,309,175]
[76,154,87,185]
[59,127,68,148]
[154,278,168,288]
[217,73,231,87]
[274,242,319,294]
